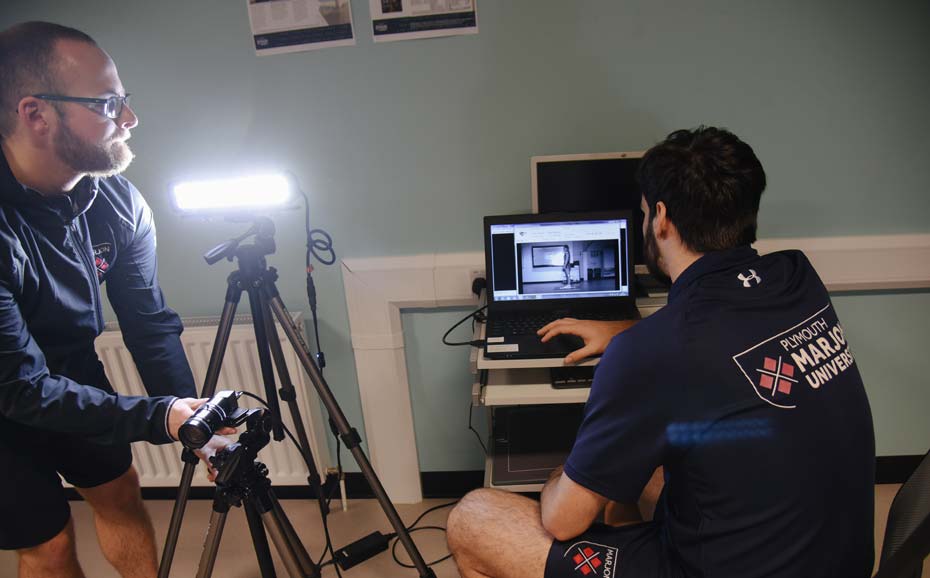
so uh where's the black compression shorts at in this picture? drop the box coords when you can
[0,418,132,550]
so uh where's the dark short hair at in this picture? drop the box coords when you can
[636,126,767,252]
[0,21,98,138]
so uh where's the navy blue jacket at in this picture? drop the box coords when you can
[0,151,196,445]
[566,247,875,578]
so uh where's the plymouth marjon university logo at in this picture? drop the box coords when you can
[563,541,619,577]
[93,242,113,280]
[732,304,856,409]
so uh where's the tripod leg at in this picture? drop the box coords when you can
[248,478,320,578]
[269,492,318,576]
[199,283,244,400]
[244,498,278,578]
[259,297,327,512]
[157,450,199,578]
[246,283,286,442]
[159,283,242,578]
[265,293,437,578]
[196,499,231,578]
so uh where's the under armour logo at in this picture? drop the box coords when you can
[737,269,762,287]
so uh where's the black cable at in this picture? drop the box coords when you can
[386,500,460,569]
[292,180,348,559]
[294,185,332,370]
[294,186,336,267]
[404,500,458,530]
[317,500,343,578]
[442,305,488,347]
[307,228,335,266]
[391,527,454,568]
[468,400,488,456]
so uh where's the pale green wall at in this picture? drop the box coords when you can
[2,1,928,470]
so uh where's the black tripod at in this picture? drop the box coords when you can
[158,218,436,578]
[197,406,318,577]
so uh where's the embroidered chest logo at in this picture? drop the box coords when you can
[737,268,762,287]
[563,541,618,577]
[732,304,856,409]
[93,242,112,279]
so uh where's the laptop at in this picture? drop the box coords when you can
[483,211,638,359]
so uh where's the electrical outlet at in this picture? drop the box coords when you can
[469,269,486,297]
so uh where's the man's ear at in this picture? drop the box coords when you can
[15,97,52,138]
[652,201,671,239]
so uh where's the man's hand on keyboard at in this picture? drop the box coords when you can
[538,318,639,364]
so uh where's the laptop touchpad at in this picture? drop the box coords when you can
[543,334,584,353]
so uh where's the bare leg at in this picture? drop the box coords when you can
[447,488,553,578]
[17,518,85,578]
[76,466,157,578]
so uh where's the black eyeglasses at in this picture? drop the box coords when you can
[32,93,132,119]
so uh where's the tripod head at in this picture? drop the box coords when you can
[211,408,273,488]
[203,217,276,266]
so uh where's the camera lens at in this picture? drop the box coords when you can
[178,400,226,450]
[179,415,214,449]
[178,392,239,449]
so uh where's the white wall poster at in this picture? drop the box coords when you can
[370,0,478,43]
[248,0,356,55]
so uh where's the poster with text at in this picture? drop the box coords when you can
[248,0,355,55]
[370,0,478,43]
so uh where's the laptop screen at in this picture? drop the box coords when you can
[488,215,631,303]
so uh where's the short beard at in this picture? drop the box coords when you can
[644,217,672,286]
[55,113,134,178]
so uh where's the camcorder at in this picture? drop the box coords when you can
[178,390,249,450]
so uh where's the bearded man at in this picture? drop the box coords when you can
[0,21,224,578]
[446,127,875,578]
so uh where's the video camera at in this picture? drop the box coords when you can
[178,390,250,450]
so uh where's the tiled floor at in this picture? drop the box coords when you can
[0,486,926,577]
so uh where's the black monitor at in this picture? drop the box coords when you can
[531,151,644,267]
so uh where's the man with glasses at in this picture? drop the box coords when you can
[0,21,222,578]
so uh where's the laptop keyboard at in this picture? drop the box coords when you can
[488,310,629,337]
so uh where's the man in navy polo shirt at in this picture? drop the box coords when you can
[446,126,875,578]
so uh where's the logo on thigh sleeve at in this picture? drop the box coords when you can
[563,541,619,577]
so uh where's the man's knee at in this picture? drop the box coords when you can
[449,489,552,578]
[448,488,513,551]
[18,520,77,570]
[448,489,489,548]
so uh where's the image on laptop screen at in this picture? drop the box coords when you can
[489,216,631,303]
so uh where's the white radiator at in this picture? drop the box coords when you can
[94,314,331,487]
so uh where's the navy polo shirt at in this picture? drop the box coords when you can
[564,246,875,578]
